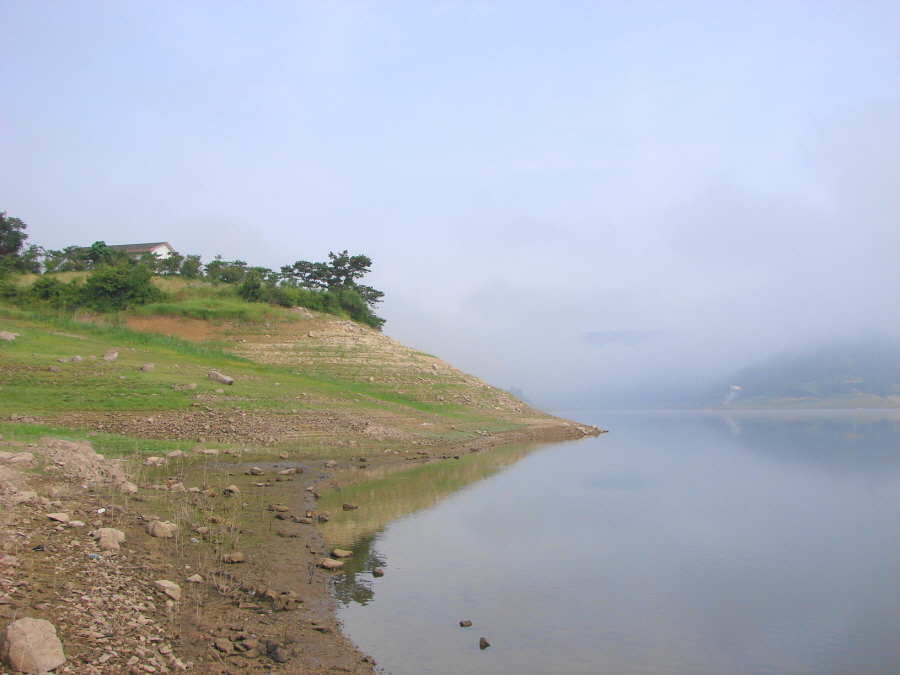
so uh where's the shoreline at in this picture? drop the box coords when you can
[0,417,598,675]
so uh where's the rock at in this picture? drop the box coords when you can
[332,549,352,558]
[270,646,292,663]
[10,452,36,465]
[101,350,118,362]
[10,491,38,504]
[372,568,385,577]
[66,520,86,528]
[143,456,166,466]
[324,460,338,468]
[278,452,289,459]
[479,637,490,650]
[208,370,234,385]
[92,528,126,551]
[71,356,84,362]
[222,552,246,564]
[459,620,472,627]
[295,517,313,524]
[248,466,264,475]
[0,331,18,341]
[165,450,187,459]
[194,447,218,456]
[146,521,178,538]
[184,382,197,390]
[139,363,154,372]
[224,484,240,494]
[186,574,203,583]
[118,481,138,494]
[46,513,69,523]
[0,617,66,674]
[213,638,233,653]
[318,558,344,570]
[342,503,358,511]
[267,504,290,512]
[154,580,182,601]
[277,467,297,475]
[47,366,61,373]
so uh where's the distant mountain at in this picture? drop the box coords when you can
[712,339,900,408]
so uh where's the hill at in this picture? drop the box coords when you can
[0,308,597,451]
[712,339,900,408]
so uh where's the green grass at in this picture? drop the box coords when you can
[0,313,526,431]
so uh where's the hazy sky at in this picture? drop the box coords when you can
[2,1,899,407]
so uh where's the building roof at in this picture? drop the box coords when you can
[107,242,175,253]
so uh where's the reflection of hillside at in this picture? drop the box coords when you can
[317,443,545,551]
[709,410,900,474]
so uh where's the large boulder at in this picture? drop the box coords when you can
[208,370,234,385]
[0,617,66,674]
[91,528,125,551]
[146,521,178,538]
[0,332,18,341]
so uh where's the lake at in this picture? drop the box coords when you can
[318,410,900,675]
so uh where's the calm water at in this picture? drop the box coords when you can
[321,411,900,675]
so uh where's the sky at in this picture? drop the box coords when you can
[2,1,899,408]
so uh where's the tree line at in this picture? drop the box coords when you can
[0,211,385,328]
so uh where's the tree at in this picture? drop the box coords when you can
[43,246,88,272]
[84,241,116,268]
[157,252,185,276]
[0,212,29,270]
[324,250,373,289]
[180,254,203,278]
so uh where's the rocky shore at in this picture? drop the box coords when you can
[0,419,599,675]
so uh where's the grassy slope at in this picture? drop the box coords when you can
[0,294,562,458]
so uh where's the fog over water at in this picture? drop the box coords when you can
[2,2,898,407]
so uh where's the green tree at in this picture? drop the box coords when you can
[237,268,264,302]
[44,246,88,272]
[180,254,203,278]
[0,212,30,271]
[84,241,116,268]
[81,263,165,311]
[157,252,185,276]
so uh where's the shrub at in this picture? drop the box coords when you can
[27,276,81,308]
[81,264,167,311]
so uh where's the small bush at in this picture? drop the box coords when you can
[27,276,81,308]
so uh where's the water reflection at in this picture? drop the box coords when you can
[317,441,565,572]
[709,409,900,474]
[328,411,900,675]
